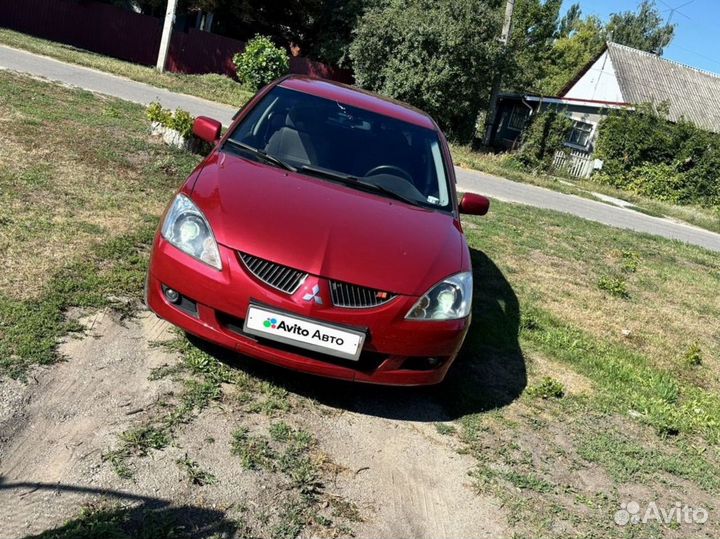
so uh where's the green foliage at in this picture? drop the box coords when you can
[349,0,501,142]
[606,0,674,54]
[146,101,171,124]
[619,250,640,273]
[167,109,194,138]
[595,104,720,206]
[233,35,289,91]
[176,454,218,486]
[504,0,563,93]
[516,108,574,171]
[683,344,703,367]
[231,427,276,470]
[526,377,565,399]
[597,275,629,299]
[146,102,194,138]
[534,1,675,95]
[537,15,605,94]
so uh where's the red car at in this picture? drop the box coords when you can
[146,76,489,385]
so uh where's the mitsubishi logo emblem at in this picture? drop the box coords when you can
[302,284,323,304]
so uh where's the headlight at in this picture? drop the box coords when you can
[161,194,222,270]
[406,272,472,320]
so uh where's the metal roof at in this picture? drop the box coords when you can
[606,42,720,132]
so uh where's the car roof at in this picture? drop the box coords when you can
[278,76,437,131]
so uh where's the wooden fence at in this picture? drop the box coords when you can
[0,0,353,82]
[552,149,596,179]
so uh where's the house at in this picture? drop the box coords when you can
[490,41,720,176]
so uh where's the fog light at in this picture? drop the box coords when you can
[427,357,441,367]
[164,287,180,303]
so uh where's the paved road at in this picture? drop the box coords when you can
[456,169,720,252]
[2,43,720,253]
[0,44,237,125]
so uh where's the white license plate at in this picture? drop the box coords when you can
[243,305,365,361]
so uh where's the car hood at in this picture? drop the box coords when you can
[190,152,466,296]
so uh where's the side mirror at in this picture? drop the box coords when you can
[459,193,490,216]
[192,116,222,144]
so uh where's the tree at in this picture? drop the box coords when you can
[538,15,605,95]
[557,3,581,38]
[533,1,675,95]
[303,0,379,67]
[349,0,502,141]
[503,0,563,93]
[606,0,675,54]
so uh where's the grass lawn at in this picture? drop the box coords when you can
[0,70,201,375]
[2,71,719,537]
[0,28,254,108]
[451,144,720,235]
[452,202,720,537]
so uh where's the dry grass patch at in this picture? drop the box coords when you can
[0,72,200,299]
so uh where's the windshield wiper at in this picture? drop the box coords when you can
[298,165,422,207]
[223,139,296,172]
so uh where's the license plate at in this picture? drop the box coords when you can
[243,305,365,361]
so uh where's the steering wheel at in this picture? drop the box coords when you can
[364,165,413,182]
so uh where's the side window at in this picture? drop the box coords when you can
[567,120,594,149]
[507,105,529,131]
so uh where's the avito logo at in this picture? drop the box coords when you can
[263,318,278,329]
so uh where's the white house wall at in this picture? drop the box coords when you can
[563,51,624,103]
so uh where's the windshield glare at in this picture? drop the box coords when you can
[226,86,451,210]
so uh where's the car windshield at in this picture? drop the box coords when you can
[225,86,452,210]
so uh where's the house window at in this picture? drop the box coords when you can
[567,120,594,149]
[507,105,528,131]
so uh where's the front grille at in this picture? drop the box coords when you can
[329,280,396,308]
[238,253,308,294]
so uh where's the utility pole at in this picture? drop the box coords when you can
[483,0,515,146]
[156,0,178,72]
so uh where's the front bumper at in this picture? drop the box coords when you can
[146,235,470,385]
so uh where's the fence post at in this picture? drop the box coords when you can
[156,0,177,71]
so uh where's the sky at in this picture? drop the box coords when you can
[560,0,720,74]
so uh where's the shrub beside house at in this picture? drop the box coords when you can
[490,41,720,207]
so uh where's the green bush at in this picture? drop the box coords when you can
[349,0,501,142]
[168,109,194,138]
[146,102,195,139]
[630,163,686,203]
[146,101,171,125]
[595,104,720,206]
[516,108,574,171]
[526,377,565,399]
[233,35,289,91]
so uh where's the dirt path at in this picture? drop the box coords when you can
[0,309,508,538]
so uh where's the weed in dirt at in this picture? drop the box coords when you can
[619,249,640,273]
[502,470,556,493]
[328,495,363,523]
[269,421,293,442]
[120,425,171,453]
[230,427,277,470]
[683,344,703,367]
[105,344,225,478]
[272,500,306,539]
[526,377,565,399]
[435,423,457,435]
[597,275,629,299]
[176,454,218,486]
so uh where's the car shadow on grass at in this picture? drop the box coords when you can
[194,248,526,422]
[0,479,236,538]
